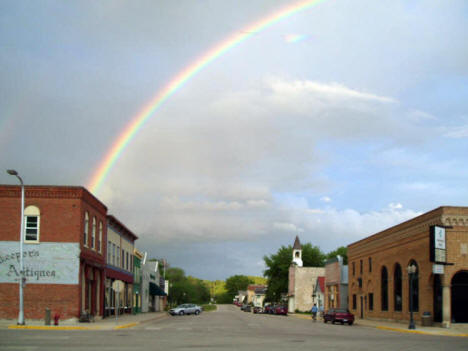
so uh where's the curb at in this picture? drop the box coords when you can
[4,313,169,331]
[375,325,468,338]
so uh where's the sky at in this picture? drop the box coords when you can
[1,0,467,280]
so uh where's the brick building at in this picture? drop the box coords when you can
[0,185,107,320]
[288,236,325,312]
[348,206,468,327]
[324,255,348,311]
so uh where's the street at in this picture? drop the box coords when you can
[1,305,467,350]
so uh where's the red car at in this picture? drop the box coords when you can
[263,304,274,314]
[274,305,288,315]
[323,309,354,325]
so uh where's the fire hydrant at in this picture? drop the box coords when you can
[54,313,60,326]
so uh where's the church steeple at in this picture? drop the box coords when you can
[292,235,303,267]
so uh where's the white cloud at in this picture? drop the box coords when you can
[321,196,332,203]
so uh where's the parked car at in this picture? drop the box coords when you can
[243,305,252,312]
[323,309,354,325]
[241,304,248,311]
[274,305,288,315]
[263,304,274,314]
[169,304,203,316]
[253,306,263,314]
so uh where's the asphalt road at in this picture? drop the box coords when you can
[1,305,467,351]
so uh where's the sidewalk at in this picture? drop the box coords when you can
[290,313,468,337]
[0,311,168,331]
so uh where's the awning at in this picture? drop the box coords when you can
[149,282,167,296]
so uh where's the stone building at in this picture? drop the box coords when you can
[0,185,107,320]
[348,206,468,328]
[288,236,325,312]
[324,255,348,311]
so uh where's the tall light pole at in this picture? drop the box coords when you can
[7,169,25,325]
[407,264,417,330]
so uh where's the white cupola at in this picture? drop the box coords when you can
[292,235,303,267]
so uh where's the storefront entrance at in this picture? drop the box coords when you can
[451,271,468,323]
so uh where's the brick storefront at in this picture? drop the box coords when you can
[0,185,107,320]
[348,206,468,328]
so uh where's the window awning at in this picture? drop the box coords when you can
[149,282,167,296]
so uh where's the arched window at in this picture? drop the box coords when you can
[24,205,40,242]
[98,221,103,253]
[394,264,402,311]
[84,212,89,246]
[91,217,96,249]
[381,266,388,311]
[408,260,419,312]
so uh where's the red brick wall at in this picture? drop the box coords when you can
[0,283,80,320]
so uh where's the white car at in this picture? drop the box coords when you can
[169,304,203,316]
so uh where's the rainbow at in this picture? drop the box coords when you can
[88,0,328,194]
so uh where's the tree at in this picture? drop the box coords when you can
[263,243,325,302]
[326,246,348,264]
[224,275,253,300]
[165,267,210,305]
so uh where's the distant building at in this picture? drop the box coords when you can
[133,249,144,313]
[104,215,138,317]
[253,286,267,307]
[246,284,266,305]
[324,255,348,311]
[288,236,325,312]
[348,206,468,328]
[312,276,325,310]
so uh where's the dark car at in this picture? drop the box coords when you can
[274,305,288,315]
[243,305,252,312]
[323,309,354,325]
[253,306,263,314]
[263,304,274,314]
[241,304,249,311]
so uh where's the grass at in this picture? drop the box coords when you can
[202,304,218,312]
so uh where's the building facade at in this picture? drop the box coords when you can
[0,185,107,320]
[348,206,468,327]
[324,255,348,311]
[104,215,137,317]
[312,276,325,310]
[133,249,144,313]
[288,236,325,312]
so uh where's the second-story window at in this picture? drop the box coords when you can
[360,260,363,274]
[112,243,116,265]
[83,212,89,247]
[24,205,40,242]
[91,217,96,249]
[126,252,129,270]
[352,262,355,276]
[107,241,111,263]
[369,257,372,272]
[98,221,102,253]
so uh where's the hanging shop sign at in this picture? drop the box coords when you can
[430,226,447,264]
[0,242,80,284]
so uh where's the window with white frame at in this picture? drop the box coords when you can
[91,217,96,249]
[24,205,40,242]
[98,221,102,253]
[107,241,111,263]
[117,246,120,266]
[84,212,89,246]
[112,243,116,265]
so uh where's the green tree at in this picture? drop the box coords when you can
[326,246,348,264]
[224,275,253,300]
[263,243,325,302]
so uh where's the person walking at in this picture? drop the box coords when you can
[311,303,318,322]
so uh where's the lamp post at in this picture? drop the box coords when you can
[7,169,25,325]
[407,264,417,330]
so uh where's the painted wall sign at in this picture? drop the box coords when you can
[0,242,80,285]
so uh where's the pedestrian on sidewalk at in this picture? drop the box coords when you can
[311,304,318,322]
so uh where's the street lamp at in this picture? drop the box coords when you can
[7,169,25,325]
[407,264,417,330]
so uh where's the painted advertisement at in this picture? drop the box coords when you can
[0,242,80,285]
